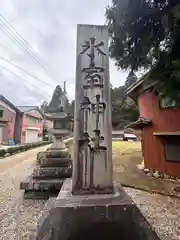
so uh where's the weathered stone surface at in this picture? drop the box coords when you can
[20,83,72,200]
[24,190,59,200]
[37,158,71,168]
[30,179,161,240]
[33,167,72,179]
[20,145,72,199]
[46,85,66,113]
[37,150,70,160]
[73,24,113,194]
[20,175,64,191]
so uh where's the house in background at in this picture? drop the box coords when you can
[112,130,137,141]
[16,106,44,144]
[112,130,124,140]
[0,95,19,144]
[0,95,44,145]
[126,74,180,178]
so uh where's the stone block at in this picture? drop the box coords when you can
[37,150,70,160]
[33,167,72,179]
[36,158,71,168]
[24,190,58,200]
[30,180,161,240]
[20,175,64,191]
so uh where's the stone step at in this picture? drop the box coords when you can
[24,190,58,200]
[20,175,64,191]
[36,158,71,168]
[32,167,72,179]
[37,150,70,160]
[20,175,64,199]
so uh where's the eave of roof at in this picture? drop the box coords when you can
[125,73,149,96]
[125,117,152,130]
[126,62,160,97]
[0,94,20,113]
[16,106,44,119]
[16,106,37,113]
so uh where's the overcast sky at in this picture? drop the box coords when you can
[0,0,128,106]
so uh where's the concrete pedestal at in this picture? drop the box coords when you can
[30,179,161,240]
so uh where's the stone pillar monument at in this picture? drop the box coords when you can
[73,25,113,194]
[30,25,161,240]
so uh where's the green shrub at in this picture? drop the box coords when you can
[27,144,31,149]
[31,142,37,148]
[7,147,19,155]
[20,145,26,151]
[24,145,29,151]
[0,149,6,157]
[0,141,51,158]
[19,146,23,152]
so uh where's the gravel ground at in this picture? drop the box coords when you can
[125,188,180,240]
[0,146,49,240]
[0,145,180,239]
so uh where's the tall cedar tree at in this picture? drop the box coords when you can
[106,0,180,103]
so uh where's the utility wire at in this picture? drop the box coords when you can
[0,24,57,82]
[0,12,59,83]
[0,55,55,88]
[0,12,58,78]
[0,63,51,99]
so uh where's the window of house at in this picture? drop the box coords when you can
[162,136,180,162]
[0,110,3,118]
[27,115,41,125]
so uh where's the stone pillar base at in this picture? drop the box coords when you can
[20,145,72,199]
[30,180,161,240]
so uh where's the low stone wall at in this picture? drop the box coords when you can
[0,141,52,158]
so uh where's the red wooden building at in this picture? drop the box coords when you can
[127,75,180,178]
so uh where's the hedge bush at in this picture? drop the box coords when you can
[0,141,52,158]
[7,147,19,155]
[0,149,6,157]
